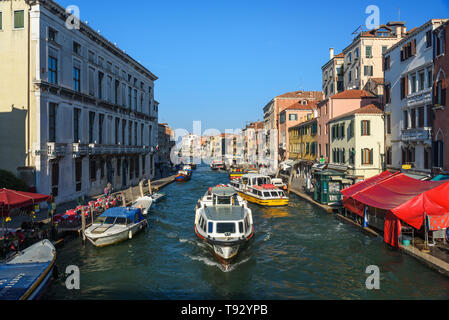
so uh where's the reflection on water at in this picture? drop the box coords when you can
[43,166,449,300]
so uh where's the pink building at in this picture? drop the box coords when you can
[278,102,317,160]
[317,90,380,162]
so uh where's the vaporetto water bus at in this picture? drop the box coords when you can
[230,174,289,207]
[194,186,254,265]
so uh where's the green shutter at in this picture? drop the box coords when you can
[361,149,364,165]
[14,10,24,29]
[367,121,371,136]
[0,12,2,30]
[370,149,373,164]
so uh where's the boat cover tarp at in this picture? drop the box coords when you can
[0,262,50,300]
[100,207,144,222]
[342,172,449,247]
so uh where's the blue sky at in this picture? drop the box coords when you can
[58,0,449,133]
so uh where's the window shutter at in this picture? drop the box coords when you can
[370,149,373,164]
[411,39,417,55]
[361,149,364,165]
[367,121,371,136]
[405,75,408,97]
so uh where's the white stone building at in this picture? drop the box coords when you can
[384,19,448,177]
[0,0,159,203]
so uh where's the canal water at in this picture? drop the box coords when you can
[43,165,449,300]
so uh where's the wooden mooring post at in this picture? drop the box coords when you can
[148,179,153,195]
[81,207,86,244]
[139,180,144,197]
[287,166,295,195]
[121,192,126,207]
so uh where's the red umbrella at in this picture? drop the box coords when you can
[0,188,50,217]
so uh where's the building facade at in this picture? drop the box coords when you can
[384,19,448,177]
[343,22,408,91]
[262,90,322,170]
[316,90,378,163]
[433,21,449,173]
[322,49,344,99]
[288,118,318,178]
[0,0,159,203]
[328,105,385,179]
[156,123,175,170]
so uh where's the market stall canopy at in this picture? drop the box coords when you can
[341,172,449,247]
[0,189,50,212]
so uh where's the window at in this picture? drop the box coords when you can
[279,113,286,124]
[217,223,236,234]
[355,48,359,58]
[348,52,352,64]
[361,120,370,136]
[403,110,408,129]
[400,76,407,99]
[289,114,298,121]
[88,67,95,96]
[366,46,372,58]
[364,66,373,76]
[115,118,120,145]
[74,108,81,143]
[128,122,132,145]
[14,10,24,29]
[73,66,80,92]
[122,120,126,145]
[410,108,416,128]
[88,50,95,63]
[411,74,417,94]
[362,148,373,165]
[75,159,82,192]
[89,112,95,143]
[418,107,424,128]
[434,140,444,168]
[133,89,138,110]
[48,55,58,85]
[90,160,96,181]
[208,222,214,234]
[73,41,81,55]
[426,30,432,48]
[128,86,132,108]
[348,70,352,82]
[98,72,104,99]
[98,114,104,144]
[385,84,391,104]
[382,46,388,54]
[386,148,392,165]
[424,148,431,170]
[419,71,425,91]
[49,103,57,142]
[48,28,57,42]
[428,69,433,89]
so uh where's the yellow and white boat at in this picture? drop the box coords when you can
[230,174,289,207]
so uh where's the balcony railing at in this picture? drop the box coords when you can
[402,128,432,142]
[72,143,88,158]
[47,143,67,159]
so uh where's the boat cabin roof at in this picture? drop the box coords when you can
[100,207,144,221]
[211,186,236,197]
[204,206,245,221]
[242,173,270,179]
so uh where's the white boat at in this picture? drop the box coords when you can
[210,160,225,171]
[84,207,147,247]
[194,186,254,265]
[131,196,153,216]
[0,240,56,300]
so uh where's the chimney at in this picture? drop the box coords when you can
[330,48,335,60]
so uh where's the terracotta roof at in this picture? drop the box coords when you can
[282,101,317,111]
[328,104,383,123]
[330,90,375,99]
[275,91,322,99]
[335,53,344,58]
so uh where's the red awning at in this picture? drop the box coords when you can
[342,172,449,247]
[0,188,50,212]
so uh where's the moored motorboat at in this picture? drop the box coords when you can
[194,186,254,265]
[229,167,245,181]
[210,160,225,171]
[84,207,147,247]
[176,170,191,182]
[0,240,56,300]
[231,174,289,206]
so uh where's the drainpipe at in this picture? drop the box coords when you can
[26,1,32,167]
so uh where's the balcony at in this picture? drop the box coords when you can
[72,143,88,158]
[88,144,104,155]
[47,143,67,160]
[402,128,432,142]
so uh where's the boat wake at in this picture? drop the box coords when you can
[185,254,251,272]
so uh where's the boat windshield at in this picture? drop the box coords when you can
[216,196,231,205]
[115,217,128,225]
[216,222,236,234]
[104,217,116,224]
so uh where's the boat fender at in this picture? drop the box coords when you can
[129,230,133,239]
